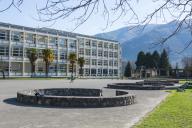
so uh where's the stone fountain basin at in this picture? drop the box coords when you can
[17,88,136,108]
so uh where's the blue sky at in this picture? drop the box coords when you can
[0,0,173,35]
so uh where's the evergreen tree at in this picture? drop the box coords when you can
[135,51,145,69]
[159,49,170,76]
[152,50,160,69]
[145,52,152,68]
[124,61,132,77]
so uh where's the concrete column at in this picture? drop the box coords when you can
[76,40,78,77]
[22,31,25,76]
[57,36,59,76]
[8,29,11,77]
[66,39,69,76]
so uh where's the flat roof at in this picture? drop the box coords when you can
[0,22,118,43]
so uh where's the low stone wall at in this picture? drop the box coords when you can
[17,88,136,108]
[107,83,165,90]
[38,88,101,97]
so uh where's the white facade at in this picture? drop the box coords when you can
[0,22,121,78]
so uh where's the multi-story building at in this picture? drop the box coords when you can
[0,22,121,78]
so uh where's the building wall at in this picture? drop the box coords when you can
[0,23,121,78]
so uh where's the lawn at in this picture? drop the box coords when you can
[134,89,192,128]
[179,80,192,84]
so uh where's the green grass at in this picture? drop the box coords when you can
[179,80,192,84]
[134,90,192,128]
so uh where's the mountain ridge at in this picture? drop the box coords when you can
[95,21,192,66]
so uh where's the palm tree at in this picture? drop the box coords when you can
[27,48,38,77]
[42,48,54,77]
[78,57,85,77]
[68,52,77,80]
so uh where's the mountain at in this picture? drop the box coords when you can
[95,21,192,66]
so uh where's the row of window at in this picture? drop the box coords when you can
[2,62,118,76]
[0,30,77,48]
[0,46,118,60]
[79,49,118,58]
[85,59,118,66]
[78,38,118,49]
[83,69,118,76]
[0,30,118,50]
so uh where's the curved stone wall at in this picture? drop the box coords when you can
[17,88,136,108]
[107,83,165,90]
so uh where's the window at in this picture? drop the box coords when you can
[69,39,76,48]
[11,31,23,42]
[49,64,57,73]
[92,49,97,56]
[109,60,113,66]
[104,60,108,66]
[85,59,90,65]
[59,38,67,48]
[114,44,118,49]
[98,50,103,57]
[92,59,97,65]
[98,42,103,48]
[49,37,58,47]
[59,64,67,73]
[109,52,113,58]
[109,69,113,76]
[26,33,36,44]
[85,39,91,46]
[85,49,91,56]
[98,60,102,66]
[37,35,48,45]
[12,47,23,57]
[0,47,9,56]
[114,52,118,58]
[104,51,108,57]
[38,49,43,58]
[104,42,108,48]
[114,61,118,66]
[53,50,58,59]
[0,30,9,41]
[92,40,97,47]
[103,69,108,75]
[109,43,113,49]
[85,68,90,76]
[91,69,96,75]
[78,38,84,46]
[60,50,67,60]
[37,63,44,73]
[114,69,118,76]
[11,62,22,73]
[79,48,84,55]
[97,69,102,76]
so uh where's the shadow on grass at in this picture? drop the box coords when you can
[3,98,109,109]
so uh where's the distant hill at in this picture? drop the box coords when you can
[95,21,192,66]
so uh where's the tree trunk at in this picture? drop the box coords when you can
[31,62,35,77]
[72,63,74,77]
[2,71,5,79]
[80,67,83,76]
[45,62,49,77]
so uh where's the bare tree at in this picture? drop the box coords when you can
[1,0,192,49]
[182,56,192,77]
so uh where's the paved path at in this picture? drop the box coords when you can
[0,79,169,128]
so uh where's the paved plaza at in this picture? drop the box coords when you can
[0,79,168,128]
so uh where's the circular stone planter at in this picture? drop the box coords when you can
[107,83,165,90]
[17,88,136,108]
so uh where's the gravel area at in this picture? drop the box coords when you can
[0,79,169,128]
